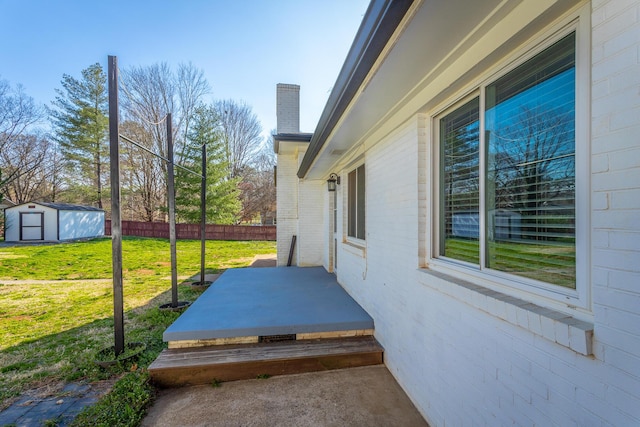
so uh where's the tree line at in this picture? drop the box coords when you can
[0,62,276,226]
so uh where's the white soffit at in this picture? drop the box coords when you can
[305,0,577,179]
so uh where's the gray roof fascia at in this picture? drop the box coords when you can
[274,133,313,142]
[297,0,414,179]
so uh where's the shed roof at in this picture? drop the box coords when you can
[9,202,104,212]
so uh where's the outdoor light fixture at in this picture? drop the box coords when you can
[327,173,340,192]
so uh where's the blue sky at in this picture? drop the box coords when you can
[0,0,369,140]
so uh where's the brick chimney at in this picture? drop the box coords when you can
[276,83,300,134]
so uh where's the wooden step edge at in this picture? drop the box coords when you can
[149,346,384,388]
[152,336,383,368]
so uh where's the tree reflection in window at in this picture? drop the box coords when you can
[485,33,576,288]
[438,33,577,288]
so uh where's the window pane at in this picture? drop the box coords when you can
[485,33,576,288]
[357,165,366,240]
[440,97,480,264]
[348,169,357,238]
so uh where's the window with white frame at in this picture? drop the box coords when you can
[348,164,365,240]
[436,30,580,291]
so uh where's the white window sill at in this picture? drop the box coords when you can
[342,239,366,258]
[418,269,593,356]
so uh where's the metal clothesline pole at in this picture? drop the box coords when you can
[108,55,125,357]
[118,131,208,293]
[166,114,179,307]
[200,141,207,286]
[109,57,210,316]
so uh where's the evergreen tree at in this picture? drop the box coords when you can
[50,63,108,208]
[176,105,240,224]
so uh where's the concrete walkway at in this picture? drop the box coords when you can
[142,365,429,427]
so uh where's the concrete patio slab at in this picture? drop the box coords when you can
[142,365,429,427]
[163,267,374,342]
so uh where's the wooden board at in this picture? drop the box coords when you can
[168,336,259,349]
[296,329,374,340]
[149,336,384,387]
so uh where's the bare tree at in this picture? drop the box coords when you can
[119,63,210,221]
[0,78,44,154]
[177,62,209,158]
[215,99,263,179]
[491,106,574,241]
[41,142,63,202]
[120,121,165,221]
[239,146,276,224]
[0,78,46,203]
[0,133,53,203]
[120,62,209,163]
[120,63,175,161]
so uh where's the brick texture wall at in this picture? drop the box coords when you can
[296,179,325,266]
[286,1,640,424]
[336,25,640,420]
[589,0,640,422]
[276,150,301,266]
[276,83,300,133]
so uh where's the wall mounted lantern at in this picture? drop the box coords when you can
[327,173,340,192]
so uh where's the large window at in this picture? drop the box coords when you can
[437,32,576,289]
[348,164,365,240]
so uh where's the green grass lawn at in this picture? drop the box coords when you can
[0,237,276,424]
[444,237,575,288]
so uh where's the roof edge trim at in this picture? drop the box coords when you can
[297,0,414,178]
[274,133,313,142]
[273,133,313,153]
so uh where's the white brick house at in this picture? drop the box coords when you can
[274,0,640,425]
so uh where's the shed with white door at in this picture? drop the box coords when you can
[3,202,105,242]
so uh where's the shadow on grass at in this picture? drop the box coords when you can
[0,281,205,410]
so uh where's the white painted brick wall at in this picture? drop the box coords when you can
[591,2,640,423]
[296,179,325,266]
[276,150,300,266]
[276,83,300,134]
[276,143,324,267]
[281,1,640,425]
[333,3,640,418]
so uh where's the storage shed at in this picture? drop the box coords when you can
[3,202,105,242]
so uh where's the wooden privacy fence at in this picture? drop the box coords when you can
[105,220,276,241]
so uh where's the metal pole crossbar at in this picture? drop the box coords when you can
[118,134,203,179]
[108,55,207,320]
